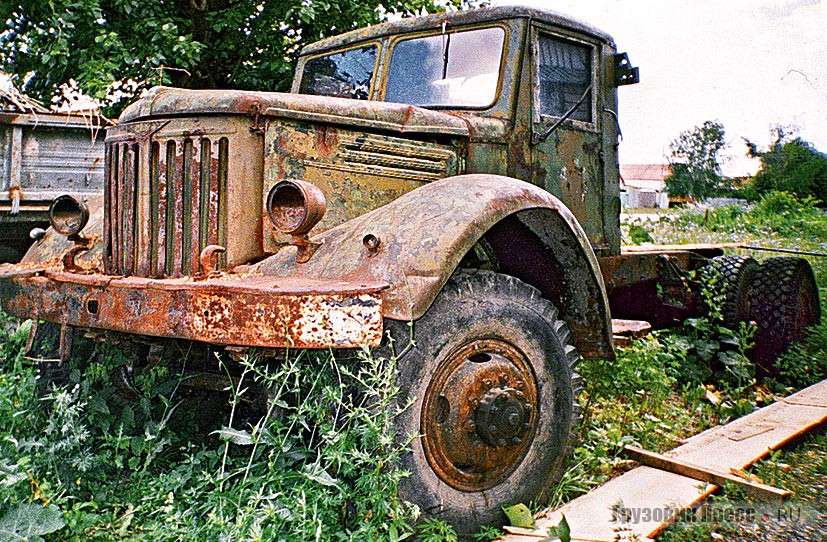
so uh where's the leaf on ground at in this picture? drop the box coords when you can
[502,503,536,529]
[705,389,722,405]
[0,503,65,542]
[544,514,571,542]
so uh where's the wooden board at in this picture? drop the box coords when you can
[623,446,790,503]
[499,379,827,542]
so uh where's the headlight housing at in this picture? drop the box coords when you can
[266,180,326,235]
[49,195,89,237]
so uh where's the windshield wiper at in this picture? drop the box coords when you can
[441,33,451,79]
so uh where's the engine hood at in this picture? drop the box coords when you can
[120,86,473,137]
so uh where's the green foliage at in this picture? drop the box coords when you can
[418,518,458,542]
[472,525,504,541]
[628,223,654,244]
[745,127,827,204]
[0,312,419,541]
[545,514,570,542]
[665,120,729,201]
[0,0,483,116]
[670,190,827,243]
[776,319,827,388]
[661,266,757,391]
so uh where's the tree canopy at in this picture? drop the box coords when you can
[745,128,827,204]
[0,0,472,116]
[665,120,728,202]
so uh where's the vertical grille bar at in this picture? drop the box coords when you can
[155,141,168,278]
[187,139,203,276]
[198,139,212,256]
[217,137,229,270]
[164,141,177,277]
[131,144,143,276]
[149,142,161,277]
[120,143,133,275]
[110,144,120,274]
[103,143,114,273]
[181,139,194,274]
[172,141,184,277]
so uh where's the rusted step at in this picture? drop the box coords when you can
[499,378,827,542]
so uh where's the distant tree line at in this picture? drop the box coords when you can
[666,121,827,205]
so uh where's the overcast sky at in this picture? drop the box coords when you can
[491,0,827,176]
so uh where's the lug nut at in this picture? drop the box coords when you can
[512,437,522,445]
[497,438,507,447]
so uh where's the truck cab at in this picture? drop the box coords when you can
[288,6,635,254]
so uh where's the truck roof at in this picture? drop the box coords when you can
[300,5,615,57]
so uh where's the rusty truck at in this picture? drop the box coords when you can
[0,107,105,263]
[0,6,819,535]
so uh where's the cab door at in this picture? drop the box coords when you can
[530,27,607,250]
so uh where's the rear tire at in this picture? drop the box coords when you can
[749,257,820,374]
[706,255,758,326]
[387,270,581,536]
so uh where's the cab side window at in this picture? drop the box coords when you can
[537,34,592,122]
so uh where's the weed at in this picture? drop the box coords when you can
[418,517,459,542]
[629,223,654,244]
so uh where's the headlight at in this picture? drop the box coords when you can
[266,180,326,235]
[49,195,89,237]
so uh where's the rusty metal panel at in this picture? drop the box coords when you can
[0,271,387,348]
[263,119,460,253]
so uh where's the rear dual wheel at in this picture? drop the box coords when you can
[707,256,821,374]
[388,271,581,536]
[750,257,820,374]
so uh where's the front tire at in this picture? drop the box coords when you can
[388,270,581,535]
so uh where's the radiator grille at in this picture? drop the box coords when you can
[104,136,228,277]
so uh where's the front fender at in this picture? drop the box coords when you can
[254,174,613,360]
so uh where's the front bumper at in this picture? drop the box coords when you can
[0,266,387,348]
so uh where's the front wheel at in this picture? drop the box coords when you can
[388,270,581,535]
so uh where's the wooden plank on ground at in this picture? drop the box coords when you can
[499,379,827,542]
[622,445,790,503]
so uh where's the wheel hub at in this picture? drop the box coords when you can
[475,387,532,446]
[420,339,540,492]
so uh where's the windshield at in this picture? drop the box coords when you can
[385,27,505,108]
[299,45,378,100]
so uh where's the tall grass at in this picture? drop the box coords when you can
[0,325,419,541]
